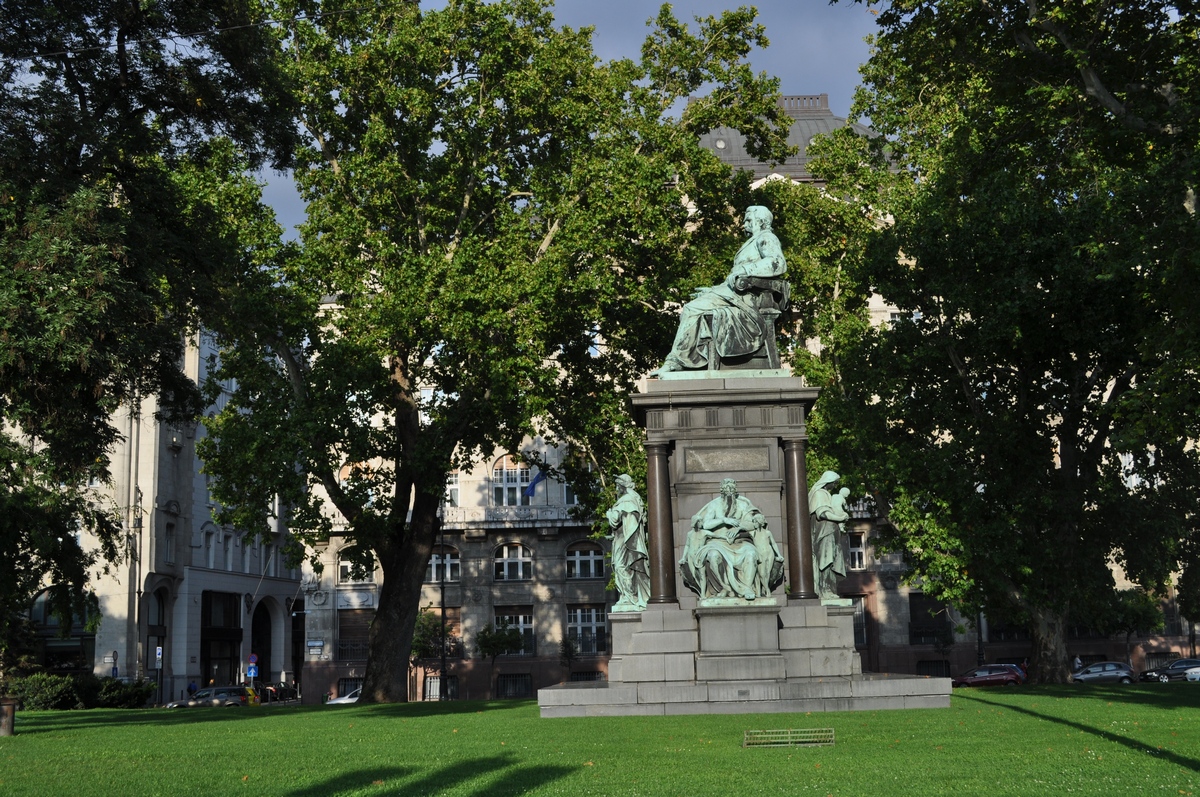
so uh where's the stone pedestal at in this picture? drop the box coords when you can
[537,374,952,717]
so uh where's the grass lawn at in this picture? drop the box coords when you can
[1,684,1198,796]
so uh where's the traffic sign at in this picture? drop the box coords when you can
[247,665,259,679]
[248,653,258,665]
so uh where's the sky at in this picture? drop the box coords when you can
[259,0,881,234]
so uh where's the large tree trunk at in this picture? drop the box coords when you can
[1028,606,1071,684]
[360,509,438,703]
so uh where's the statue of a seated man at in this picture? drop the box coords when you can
[651,205,787,375]
[679,479,784,602]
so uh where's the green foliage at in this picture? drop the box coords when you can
[200,0,794,700]
[7,673,154,710]
[558,636,578,672]
[812,0,1200,680]
[475,621,523,666]
[410,607,447,663]
[9,673,78,710]
[0,0,297,647]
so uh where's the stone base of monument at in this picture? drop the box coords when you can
[538,601,951,717]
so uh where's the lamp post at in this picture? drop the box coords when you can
[437,503,447,699]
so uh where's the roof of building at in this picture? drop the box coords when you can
[697,94,872,183]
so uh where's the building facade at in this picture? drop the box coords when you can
[25,332,302,703]
[300,442,613,704]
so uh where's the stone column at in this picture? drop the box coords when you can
[645,442,677,605]
[783,438,817,600]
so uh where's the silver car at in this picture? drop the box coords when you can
[1072,661,1135,684]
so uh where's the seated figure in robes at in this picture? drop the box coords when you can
[651,205,787,375]
[679,479,783,601]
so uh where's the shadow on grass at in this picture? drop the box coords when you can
[284,756,575,797]
[956,689,1200,773]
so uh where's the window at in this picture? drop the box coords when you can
[223,534,234,571]
[445,472,459,508]
[494,543,533,581]
[337,677,363,698]
[163,522,175,565]
[915,660,951,678]
[337,610,371,661]
[567,606,607,654]
[852,596,867,647]
[425,545,461,583]
[569,671,605,682]
[204,530,215,569]
[848,532,866,571]
[495,607,534,656]
[492,456,530,506]
[566,544,604,579]
[242,543,250,574]
[423,675,459,701]
[495,673,532,698]
[263,543,278,577]
[909,593,952,646]
[338,549,376,584]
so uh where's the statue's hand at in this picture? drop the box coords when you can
[691,286,711,298]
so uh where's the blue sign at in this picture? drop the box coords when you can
[247,665,259,679]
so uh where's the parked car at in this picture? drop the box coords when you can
[997,663,1028,683]
[1185,666,1200,682]
[327,688,360,705]
[1071,661,1135,684]
[1139,658,1200,683]
[259,682,298,702]
[166,686,260,708]
[951,665,1022,688]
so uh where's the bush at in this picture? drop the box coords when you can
[8,673,155,710]
[10,673,78,710]
[96,677,154,709]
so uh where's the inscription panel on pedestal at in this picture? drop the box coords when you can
[684,447,770,473]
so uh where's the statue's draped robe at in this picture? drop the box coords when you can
[808,485,848,599]
[663,230,786,369]
[606,491,650,611]
[680,494,767,600]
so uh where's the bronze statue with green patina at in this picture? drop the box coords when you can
[651,205,789,375]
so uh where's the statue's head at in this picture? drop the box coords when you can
[812,470,840,492]
[615,473,635,491]
[744,205,773,231]
[719,478,738,497]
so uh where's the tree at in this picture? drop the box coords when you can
[812,1,1200,682]
[558,636,578,681]
[409,608,443,662]
[1099,589,1164,667]
[475,621,523,699]
[199,0,794,703]
[0,0,296,667]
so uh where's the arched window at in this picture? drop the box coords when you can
[566,543,605,579]
[425,545,461,583]
[338,548,376,584]
[492,455,530,506]
[494,543,533,581]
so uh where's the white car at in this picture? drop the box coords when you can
[1186,667,1200,682]
[327,688,360,705]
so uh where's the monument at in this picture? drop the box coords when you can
[538,206,950,716]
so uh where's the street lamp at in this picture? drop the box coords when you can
[437,503,447,699]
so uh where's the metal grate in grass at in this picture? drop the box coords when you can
[743,728,835,748]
